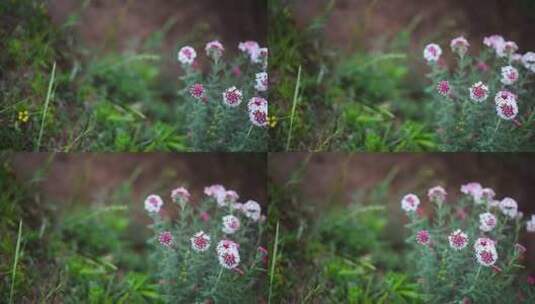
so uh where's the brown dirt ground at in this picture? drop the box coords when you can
[46,0,267,77]
[48,0,267,51]
[293,0,535,53]
[9,153,267,224]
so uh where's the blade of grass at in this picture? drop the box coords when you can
[268,221,280,304]
[9,220,23,304]
[286,66,302,151]
[36,62,56,151]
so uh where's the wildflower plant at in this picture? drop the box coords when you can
[145,185,267,303]
[424,35,535,151]
[177,40,269,151]
[402,182,535,303]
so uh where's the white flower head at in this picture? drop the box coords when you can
[178,46,197,65]
[238,41,260,57]
[479,212,497,232]
[222,215,241,234]
[483,35,505,52]
[205,184,227,205]
[495,90,517,105]
[214,190,239,208]
[469,82,489,102]
[251,47,268,70]
[499,197,518,218]
[496,97,519,121]
[205,40,224,60]
[216,239,240,256]
[243,200,261,221]
[401,193,420,212]
[476,246,498,267]
[171,187,190,203]
[427,186,447,203]
[449,229,469,250]
[158,231,174,248]
[522,52,535,72]
[474,237,496,252]
[222,86,243,107]
[190,231,211,252]
[249,108,268,128]
[248,97,268,112]
[144,194,163,213]
[497,41,519,58]
[450,36,470,57]
[481,188,496,202]
[526,215,535,232]
[460,182,483,203]
[423,43,442,63]
[255,72,268,92]
[218,247,240,269]
[501,66,519,85]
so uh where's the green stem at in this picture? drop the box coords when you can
[492,119,502,144]
[9,220,23,304]
[466,265,482,296]
[268,221,280,304]
[494,119,502,135]
[211,267,224,296]
[286,66,302,151]
[240,125,254,150]
[36,62,56,151]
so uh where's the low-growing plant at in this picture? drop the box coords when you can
[176,40,269,151]
[145,185,267,303]
[402,182,535,303]
[424,35,535,151]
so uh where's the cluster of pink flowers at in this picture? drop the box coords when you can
[483,35,519,59]
[204,184,239,207]
[474,237,498,267]
[189,232,241,270]
[204,184,263,222]
[216,239,241,269]
[181,40,269,128]
[405,182,535,269]
[424,34,535,121]
[238,40,268,69]
[145,185,265,271]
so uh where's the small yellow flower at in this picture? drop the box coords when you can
[268,115,278,128]
[17,110,29,123]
